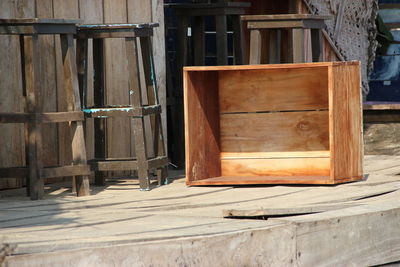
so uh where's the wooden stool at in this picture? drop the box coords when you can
[0,19,90,200]
[242,14,332,64]
[167,1,250,169]
[76,23,168,191]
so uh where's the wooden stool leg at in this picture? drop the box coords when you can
[60,34,90,197]
[291,28,305,63]
[311,29,324,62]
[249,29,262,64]
[232,15,244,65]
[92,38,106,186]
[24,35,44,200]
[140,36,168,186]
[193,16,205,66]
[268,29,281,64]
[125,37,151,190]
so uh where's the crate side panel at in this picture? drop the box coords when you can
[184,71,221,182]
[220,111,329,153]
[221,157,330,177]
[330,62,363,182]
[218,67,329,113]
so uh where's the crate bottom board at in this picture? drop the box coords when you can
[186,175,364,186]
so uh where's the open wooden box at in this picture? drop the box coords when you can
[184,62,363,185]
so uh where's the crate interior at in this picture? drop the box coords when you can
[185,65,332,185]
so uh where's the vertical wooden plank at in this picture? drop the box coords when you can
[292,29,305,63]
[150,0,167,155]
[103,0,131,176]
[329,62,363,183]
[36,0,59,175]
[78,0,104,170]
[249,29,261,64]
[0,0,35,190]
[215,15,228,65]
[92,38,106,185]
[60,34,90,196]
[127,0,153,160]
[53,0,80,178]
[24,34,44,200]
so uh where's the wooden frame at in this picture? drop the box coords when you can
[76,23,168,190]
[184,61,363,185]
[0,19,90,200]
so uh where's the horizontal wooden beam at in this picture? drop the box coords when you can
[379,4,400,9]
[89,156,168,171]
[0,167,27,178]
[40,165,91,179]
[75,28,153,39]
[247,20,326,29]
[0,111,84,123]
[385,23,400,29]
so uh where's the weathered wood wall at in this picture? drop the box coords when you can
[0,0,166,189]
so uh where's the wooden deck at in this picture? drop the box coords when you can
[1,155,400,266]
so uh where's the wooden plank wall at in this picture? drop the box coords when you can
[0,0,166,189]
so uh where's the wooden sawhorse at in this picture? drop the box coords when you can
[76,23,168,190]
[242,14,332,64]
[0,19,90,200]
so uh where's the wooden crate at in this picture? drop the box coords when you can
[184,61,363,185]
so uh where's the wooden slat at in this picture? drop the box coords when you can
[40,165,91,179]
[0,0,34,192]
[0,113,33,123]
[221,157,330,177]
[363,102,400,110]
[187,175,332,186]
[241,14,333,21]
[53,0,80,185]
[104,0,131,175]
[90,160,138,172]
[364,111,400,123]
[184,70,221,182]
[221,151,330,159]
[60,33,90,196]
[40,111,84,123]
[220,111,329,153]
[0,167,28,178]
[218,67,329,113]
[247,20,326,29]
[329,62,363,183]
[36,0,59,174]
[75,28,153,39]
